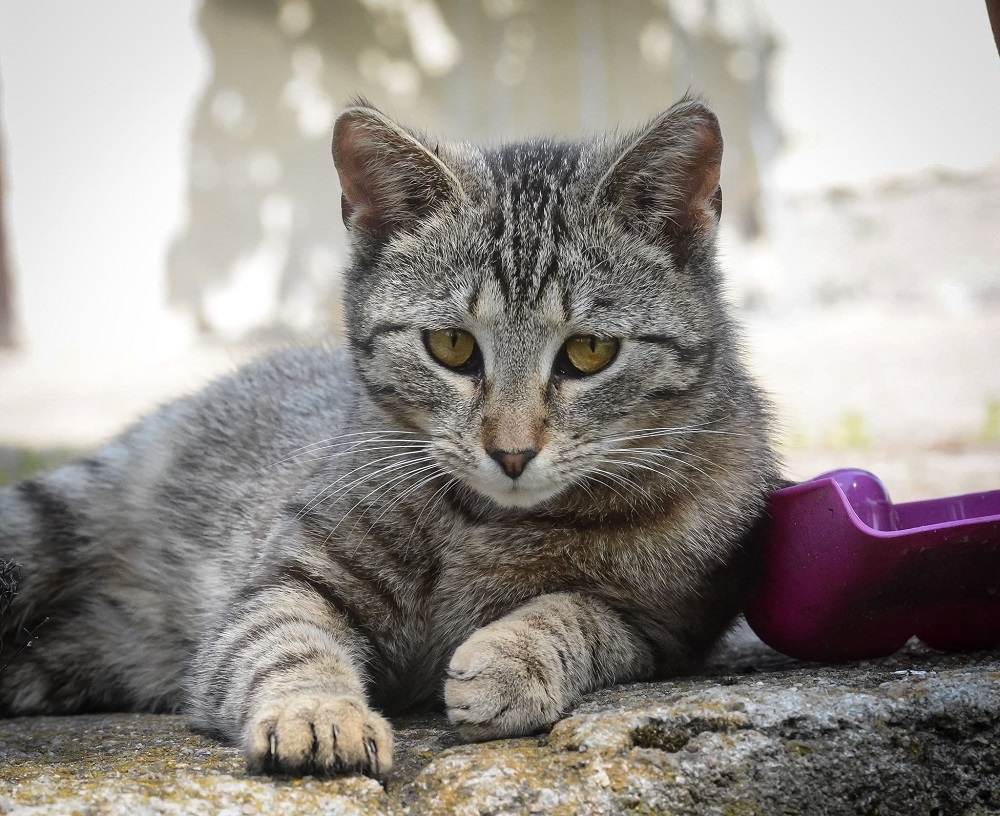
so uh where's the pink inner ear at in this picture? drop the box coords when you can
[598,101,724,243]
[333,118,380,232]
[332,109,457,239]
[683,120,723,230]
[337,164,374,229]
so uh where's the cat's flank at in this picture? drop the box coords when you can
[0,98,779,779]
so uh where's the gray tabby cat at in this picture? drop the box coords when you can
[0,98,779,779]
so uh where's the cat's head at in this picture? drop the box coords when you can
[332,99,739,511]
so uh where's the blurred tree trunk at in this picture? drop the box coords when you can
[988,0,1000,56]
[0,87,14,349]
[171,0,779,338]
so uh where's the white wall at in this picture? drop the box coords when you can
[758,0,1000,188]
[0,0,207,356]
[1,0,998,355]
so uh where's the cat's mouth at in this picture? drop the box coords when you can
[467,464,566,510]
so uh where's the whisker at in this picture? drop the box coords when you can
[597,453,697,503]
[297,450,432,515]
[362,468,447,543]
[607,447,727,495]
[618,449,743,517]
[287,442,432,467]
[584,471,630,505]
[332,462,444,548]
[608,445,722,472]
[299,452,435,517]
[586,465,655,510]
[599,427,743,445]
[268,434,427,469]
[274,429,419,458]
[406,476,459,553]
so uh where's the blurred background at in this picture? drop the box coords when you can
[0,0,997,499]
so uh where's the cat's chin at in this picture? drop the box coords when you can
[471,480,566,510]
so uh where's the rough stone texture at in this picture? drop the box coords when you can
[3,630,998,815]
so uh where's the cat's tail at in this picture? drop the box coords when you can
[0,556,23,650]
[0,451,141,715]
[0,463,102,714]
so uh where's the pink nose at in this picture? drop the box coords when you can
[488,448,537,479]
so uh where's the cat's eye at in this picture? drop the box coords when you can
[424,328,478,370]
[560,335,620,376]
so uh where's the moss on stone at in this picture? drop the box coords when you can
[2,644,999,815]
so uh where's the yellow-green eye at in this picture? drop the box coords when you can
[562,335,619,375]
[425,328,477,369]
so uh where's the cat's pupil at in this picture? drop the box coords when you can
[589,336,597,353]
[449,330,459,349]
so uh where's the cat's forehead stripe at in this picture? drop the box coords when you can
[483,142,582,312]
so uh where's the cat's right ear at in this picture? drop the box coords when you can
[332,104,463,243]
[591,98,723,261]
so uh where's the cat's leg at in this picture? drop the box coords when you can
[444,591,655,740]
[189,575,392,778]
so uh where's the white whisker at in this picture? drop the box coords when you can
[586,465,655,510]
[288,442,432,467]
[333,462,444,549]
[599,426,742,446]
[268,434,427,469]
[407,476,459,547]
[597,453,697,503]
[299,452,435,517]
[609,445,721,471]
[607,447,727,495]
[362,468,447,542]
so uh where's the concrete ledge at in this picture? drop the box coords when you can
[3,638,998,815]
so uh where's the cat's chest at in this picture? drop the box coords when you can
[423,514,682,632]
[426,521,590,626]
[373,524,577,698]
[373,517,667,710]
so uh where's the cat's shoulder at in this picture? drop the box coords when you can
[155,344,358,440]
[206,344,353,401]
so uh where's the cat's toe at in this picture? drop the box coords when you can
[245,694,393,779]
[444,624,565,741]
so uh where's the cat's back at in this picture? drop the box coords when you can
[162,343,358,467]
[113,345,360,539]
[2,344,361,584]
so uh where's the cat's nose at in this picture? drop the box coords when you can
[488,448,537,479]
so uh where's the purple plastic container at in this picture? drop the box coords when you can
[745,469,1000,662]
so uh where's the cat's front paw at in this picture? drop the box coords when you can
[245,694,392,779]
[445,621,567,741]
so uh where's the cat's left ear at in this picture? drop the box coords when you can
[332,103,463,243]
[592,98,723,254]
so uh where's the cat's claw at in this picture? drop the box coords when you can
[245,694,392,779]
[444,622,566,742]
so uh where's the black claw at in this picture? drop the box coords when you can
[328,723,340,772]
[308,722,319,774]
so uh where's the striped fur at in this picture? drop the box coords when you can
[0,99,779,779]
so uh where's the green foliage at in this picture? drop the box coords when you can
[0,447,78,488]
[981,398,1000,443]
[827,411,871,451]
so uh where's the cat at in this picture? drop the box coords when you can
[0,97,779,780]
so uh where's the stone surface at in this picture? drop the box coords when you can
[3,631,998,815]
